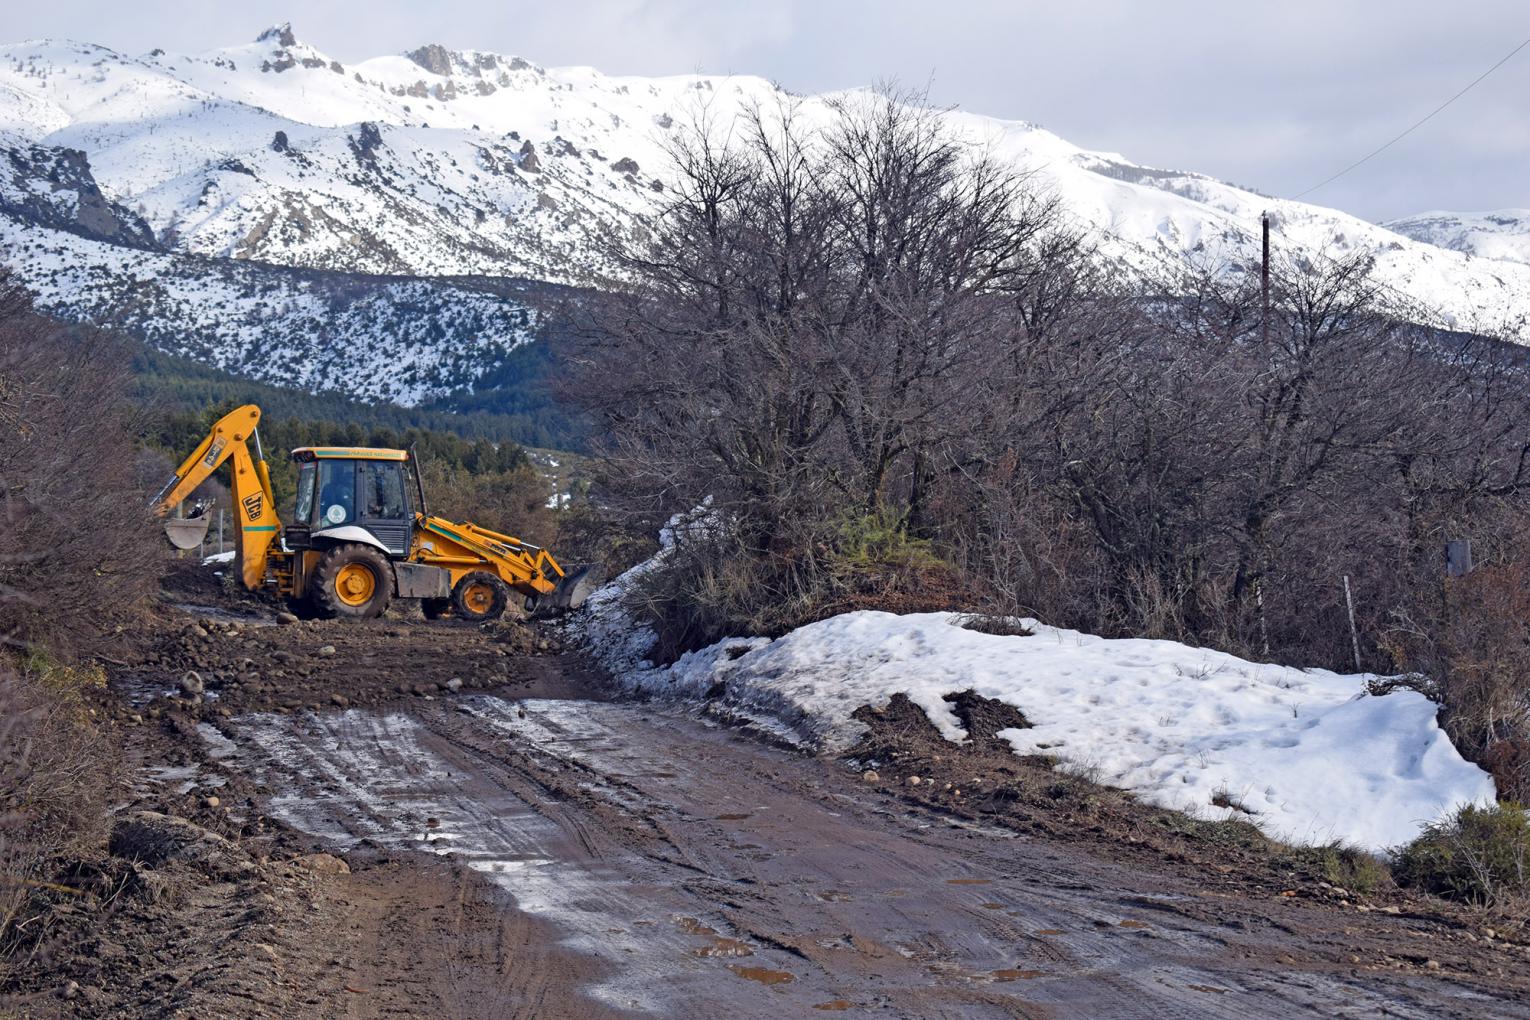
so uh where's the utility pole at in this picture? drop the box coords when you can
[1261,211,1271,348]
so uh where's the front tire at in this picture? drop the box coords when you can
[311,543,394,620]
[450,571,508,623]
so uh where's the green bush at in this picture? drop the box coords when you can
[1393,803,1530,907]
[832,508,943,572]
[1286,841,1390,895]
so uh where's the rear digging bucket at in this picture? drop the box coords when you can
[164,515,211,551]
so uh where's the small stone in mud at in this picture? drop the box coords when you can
[317,645,337,657]
[862,770,880,783]
[298,853,350,876]
[203,795,221,809]
[276,612,299,625]
[1425,959,1441,971]
[907,775,922,786]
[179,671,205,698]
[445,678,463,693]
[60,980,79,1000]
[330,693,349,707]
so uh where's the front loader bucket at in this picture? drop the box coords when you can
[164,515,212,551]
[546,563,601,613]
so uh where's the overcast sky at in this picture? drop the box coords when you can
[9,1,1529,221]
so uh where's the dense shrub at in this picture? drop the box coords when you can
[1394,803,1530,909]
[622,508,971,662]
[1384,562,1530,802]
[0,279,164,650]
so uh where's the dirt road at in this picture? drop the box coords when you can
[21,566,1514,1019]
[206,667,1523,1019]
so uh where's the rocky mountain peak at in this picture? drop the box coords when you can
[406,43,453,77]
[255,23,297,48]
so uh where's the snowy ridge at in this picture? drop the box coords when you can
[575,530,1495,853]
[0,214,536,404]
[1386,210,1530,269]
[0,22,1528,351]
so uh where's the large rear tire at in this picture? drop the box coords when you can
[450,571,508,623]
[311,543,394,620]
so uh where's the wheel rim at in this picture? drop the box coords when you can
[335,563,377,607]
[463,582,495,615]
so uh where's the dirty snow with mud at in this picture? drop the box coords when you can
[575,527,1496,853]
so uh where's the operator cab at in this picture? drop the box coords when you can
[286,448,415,555]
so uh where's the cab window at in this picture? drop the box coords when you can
[294,462,317,525]
[361,461,407,519]
[316,461,356,527]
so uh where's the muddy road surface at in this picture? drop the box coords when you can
[201,669,1523,1018]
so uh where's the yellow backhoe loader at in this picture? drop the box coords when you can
[150,405,595,621]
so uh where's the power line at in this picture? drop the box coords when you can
[1291,32,1530,200]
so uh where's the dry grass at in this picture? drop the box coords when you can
[0,654,117,958]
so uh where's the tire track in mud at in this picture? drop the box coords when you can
[227,692,1526,1019]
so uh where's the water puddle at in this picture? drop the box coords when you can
[170,603,274,627]
[675,916,755,958]
[138,764,223,796]
[197,723,239,760]
[729,965,794,986]
[813,1000,853,1011]
[991,968,1046,982]
[695,938,754,959]
[947,878,993,886]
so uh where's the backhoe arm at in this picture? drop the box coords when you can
[150,404,281,590]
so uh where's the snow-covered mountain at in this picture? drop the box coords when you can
[1385,210,1530,269]
[1,23,1527,408]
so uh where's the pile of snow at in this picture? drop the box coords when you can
[575,535,1495,853]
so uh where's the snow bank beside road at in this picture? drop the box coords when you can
[576,555,1495,852]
